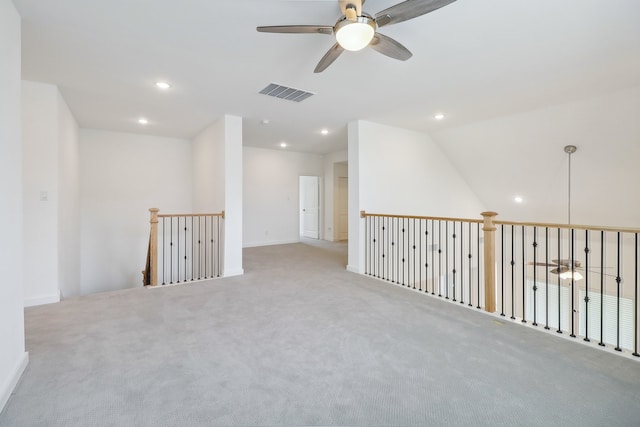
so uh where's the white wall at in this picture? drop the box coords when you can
[348,120,486,272]
[21,81,60,305]
[243,147,324,247]
[191,115,244,277]
[80,129,192,294]
[432,86,640,227]
[57,91,80,298]
[323,150,348,241]
[0,0,28,412]
[192,119,225,212]
[21,81,80,305]
[223,115,244,276]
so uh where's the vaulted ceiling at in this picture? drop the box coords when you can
[14,0,640,154]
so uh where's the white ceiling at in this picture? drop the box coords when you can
[13,0,640,154]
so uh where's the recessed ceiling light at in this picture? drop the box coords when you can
[261,119,270,125]
[321,129,329,135]
[514,196,523,203]
[155,81,171,90]
[434,113,445,121]
[280,142,287,148]
[138,118,149,125]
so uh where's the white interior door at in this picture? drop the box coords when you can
[337,176,348,241]
[300,176,319,239]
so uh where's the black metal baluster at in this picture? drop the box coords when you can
[634,233,639,357]
[460,221,465,305]
[438,221,442,297]
[468,222,473,307]
[170,217,174,284]
[432,220,436,295]
[401,218,406,286]
[599,231,605,346]
[391,216,395,282]
[384,217,389,281]
[452,222,457,301]
[570,228,576,337]
[501,224,505,316]
[380,217,387,280]
[217,215,222,277]
[532,226,538,326]
[204,215,208,279]
[615,232,622,352]
[183,217,188,282]
[557,228,562,334]
[522,225,526,324]
[418,219,422,291]
[210,215,214,279]
[191,217,195,281]
[477,222,481,309]
[545,227,550,330]
[375,216,380,278]
[584,230,590,342]
[177,216,181,282]
[511,225,515,320]
[445,221,450,299]
[425,221,429,293]
[412,218,417,289]
[198,216,202,280]
[376,216,380,279]
[364,216,369,275]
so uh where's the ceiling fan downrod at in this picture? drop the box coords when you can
[564,145,577,225]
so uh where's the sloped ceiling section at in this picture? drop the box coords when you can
[431,86,640,228]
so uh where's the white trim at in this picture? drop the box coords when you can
[24,290,60,307]
[0,352,28,413]
[346,264,361,274]
[243,239,300,248]
[223,269,244,277]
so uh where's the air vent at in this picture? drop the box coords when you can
[259,83,315,103]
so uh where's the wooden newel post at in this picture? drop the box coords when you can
[481,211,498,313]
[149,208,159,287]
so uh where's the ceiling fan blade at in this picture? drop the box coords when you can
[528,262,557,267]
[375,0,457,28]
[314,43,345,73]
[369,33,412,61]
[552,259,581,268]
[257,25,333,35]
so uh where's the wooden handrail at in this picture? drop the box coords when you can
[158,212,225,218]
[361,211,640,234]
[360,211,483,224]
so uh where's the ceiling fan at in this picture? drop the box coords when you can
[257,0,458,73]
[528,145,614,281]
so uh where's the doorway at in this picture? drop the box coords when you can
[299,176,320,239]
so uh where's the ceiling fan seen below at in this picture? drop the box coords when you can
[257,0,458,72]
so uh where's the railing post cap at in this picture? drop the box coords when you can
[360,210,366,218]
[481,211,498,218]
[149,208,159,213]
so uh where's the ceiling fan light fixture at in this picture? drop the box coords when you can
[335,16,375,51]
[559,270,583,281]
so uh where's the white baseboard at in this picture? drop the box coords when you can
[346,265,361,274]
[243,239,299,248]
[24,290,60,307]
[0,352,28,413]
[223,269,244,277]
